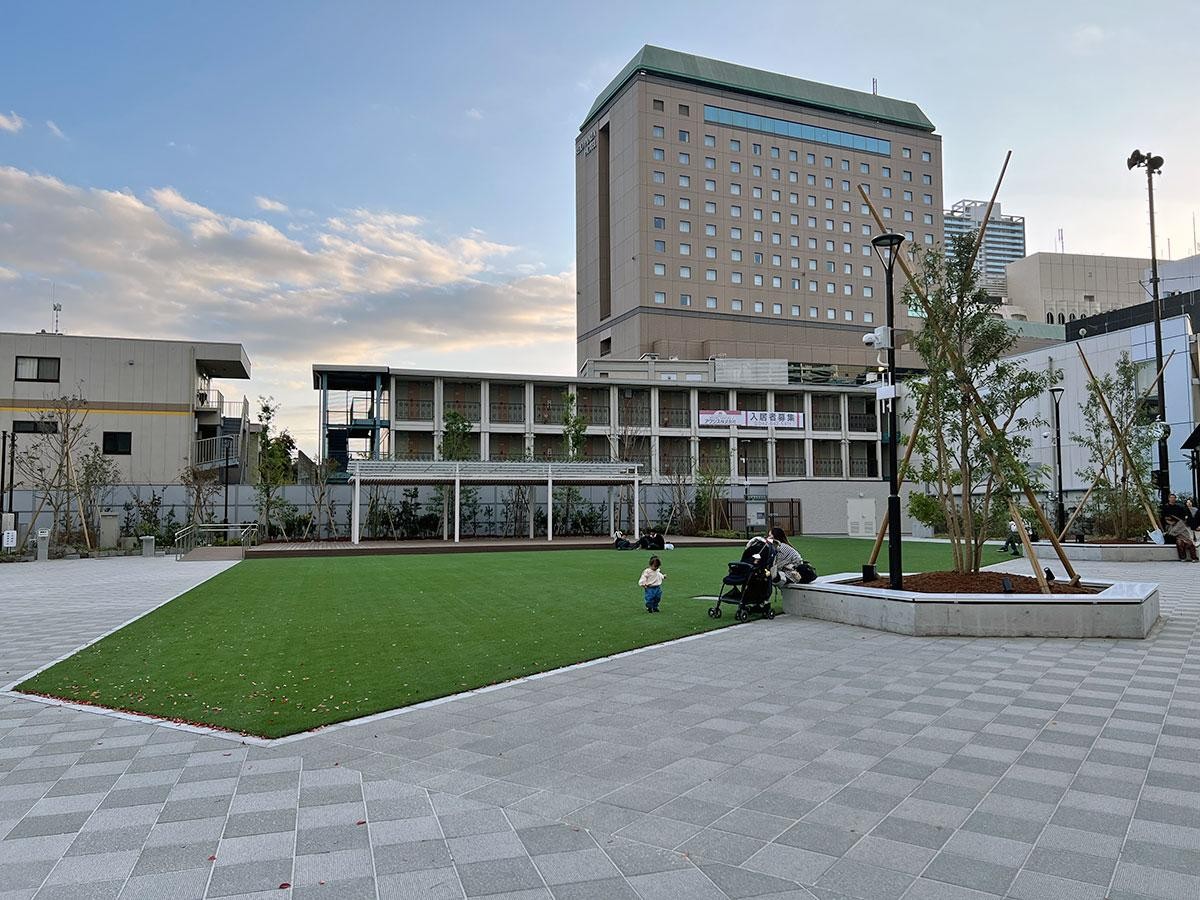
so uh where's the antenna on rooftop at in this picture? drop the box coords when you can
[52,303,62,334]
[871,77,877,95]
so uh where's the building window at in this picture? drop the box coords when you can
[704,201,716,214]
[654,240,666,252]
[730,205,742,217]
[680,294,692,306]
[882,166,891,178]
[844,309,853,320]
[678,103,689,116]
[679,220,691,233]
[704,179,716,191]
[679,197,691,210]
[826,308,836,319]
[922,174,932,185]
[772,303,783,315]
[652,148,665,161]
[678,130,689,143]
[808,281,818,291]
[705,157,716,169]
[730,139,741,152]
[679,266,691,278]
[704,134,716,148]
[652,171,665,184]
[678,152,689,164]
[730,183,742,196]
[863,286,874,298]
[826,283,835,294]
[791,305,800,316]
[653,217,665,230]
[706,296,718,309]
[678,174,690,188]
[706,269,717,281]
[731,299,743,311]
[13,420,58,434]
[653,99,664,111]
[653,194,665,207]
[102,431,132,455]
[705,223,717,236]
[922,150,932,162]
[653,291,666,304]
[809,306,818,317]
[705,246,717,259]
[864,311,874,324]
[652,125,664,138]
[844,284,853,296]
[824,156,833,167]
[653,263,666,276]
[731,249,742,261]
[731,227,742,239]
[679,243,691,255]
[753,274,764,286]
[15,356,61,382]
[599,337,611,356]
[753,301,764,313]
[731,272,743,284]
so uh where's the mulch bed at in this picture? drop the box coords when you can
[855,571,1098,595]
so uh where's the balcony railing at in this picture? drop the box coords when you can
[618,405,651,428]
[193,434,240,468]
[811,411,842,431]
[659,407,691,428]
[443,400,481,422]
[848,412,877,432]
[813,457,844,478]
[533,402,565,424]
[849,458,875,478]
[195,388,224,412]
[395,399,434,421]
[488,401,526,424]
[739,458,769,477]
[659,455,693,476]
[775,457,806,477]
[394,451,435,461]
[579,405,610,426]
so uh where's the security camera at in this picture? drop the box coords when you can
[1041,430,1051,440]
[862,332,878,346]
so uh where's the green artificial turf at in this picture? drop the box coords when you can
[18,538,955,738]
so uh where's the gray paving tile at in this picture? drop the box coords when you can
[457,856,544,897]
[206,858,293,897]
[923,851,1019,896]
[377,867,464,899]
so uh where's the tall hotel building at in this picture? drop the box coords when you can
[575,46,943,374]
[943,199,1026,297]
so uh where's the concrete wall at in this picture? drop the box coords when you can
[768,479,914,535]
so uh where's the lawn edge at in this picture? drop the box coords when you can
[2,616,758,747]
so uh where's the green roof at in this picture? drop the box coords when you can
[582,45,935,133]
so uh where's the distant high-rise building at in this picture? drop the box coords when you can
[943,199,1025,295]
[575,45,943,378]
[1005,252,1150,324]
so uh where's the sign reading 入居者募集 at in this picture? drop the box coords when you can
[698,410,802,428]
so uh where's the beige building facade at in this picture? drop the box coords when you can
[1004,252,1150,324]
[575,46,944,375]
[1,331,254,485]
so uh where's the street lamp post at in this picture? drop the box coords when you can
[872,232,905,590]
[221,435,233,524]
[1127,149,1169,508]
[1050,386,1065,537]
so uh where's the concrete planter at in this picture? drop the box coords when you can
[1030,541,1179,563]
[782,574,1159,639]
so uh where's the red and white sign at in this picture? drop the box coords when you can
[698,410,802,428]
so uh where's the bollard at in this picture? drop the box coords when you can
[36,529,50,562]
[140,535,155,558]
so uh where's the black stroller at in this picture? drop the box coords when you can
[709,537,778,622]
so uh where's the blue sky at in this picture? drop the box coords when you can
[3,1,1199,448]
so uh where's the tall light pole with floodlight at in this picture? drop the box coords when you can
[1127,149,1169,508]
[1049,386,1065,536]
[872,231,905,590]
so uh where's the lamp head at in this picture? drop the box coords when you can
[1127,149,1146,170]
[1050,386,1065,402]
[871,232,906,271]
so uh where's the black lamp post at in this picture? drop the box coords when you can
[1050,386,1065,536]
[221,435,234,524]
[1127,149,1169,508]
[872,231,905,590]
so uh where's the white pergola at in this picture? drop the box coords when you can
[347,460,643,544]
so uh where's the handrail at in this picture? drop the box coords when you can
[174,522,260,560]
[348,460,642,483]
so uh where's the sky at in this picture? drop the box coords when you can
[2,1,1199,453]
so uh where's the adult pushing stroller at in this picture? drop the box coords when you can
[709,536,778,622]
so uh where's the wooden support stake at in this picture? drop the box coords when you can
[1009,498,1050,594]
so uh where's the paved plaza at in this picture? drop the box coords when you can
[0,554,1198,899]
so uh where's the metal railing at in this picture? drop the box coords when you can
[579,405,610,426]
[848,412,877,432]
[618,405,651,427]
[659,455,693,475]
[811,411,842,431]
[195,388,224,412]
[740,458,770,477]
[813,457,844,478]
[533,402,565,424]
[488,401,526,424]
[174,522,259,560]
[395,399,434,420]
[193,434,241,467]
[348,460,642,482]
[849,458,875,478]
[444,400,481,422]
[775,457,806,477]
[659,408,691,428]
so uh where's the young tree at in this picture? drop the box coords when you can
[905,234,1059,573]
[14,389,93,548]
[77,444,123,539]
[556,391,589,533]
[179,463,221,526]
[1070,352,1155,539]
[254,397,297,538]
[436,410,477,534]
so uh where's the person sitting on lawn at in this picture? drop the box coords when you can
[1164,516,1198,562]
[612,531,638,550]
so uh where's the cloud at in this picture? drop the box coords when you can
[1068,24,1105,55]
[0,164,575,450]
[0,111,25,133]
[254,195,289,213]
[465,107,484,120]
[46,120,66,140]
